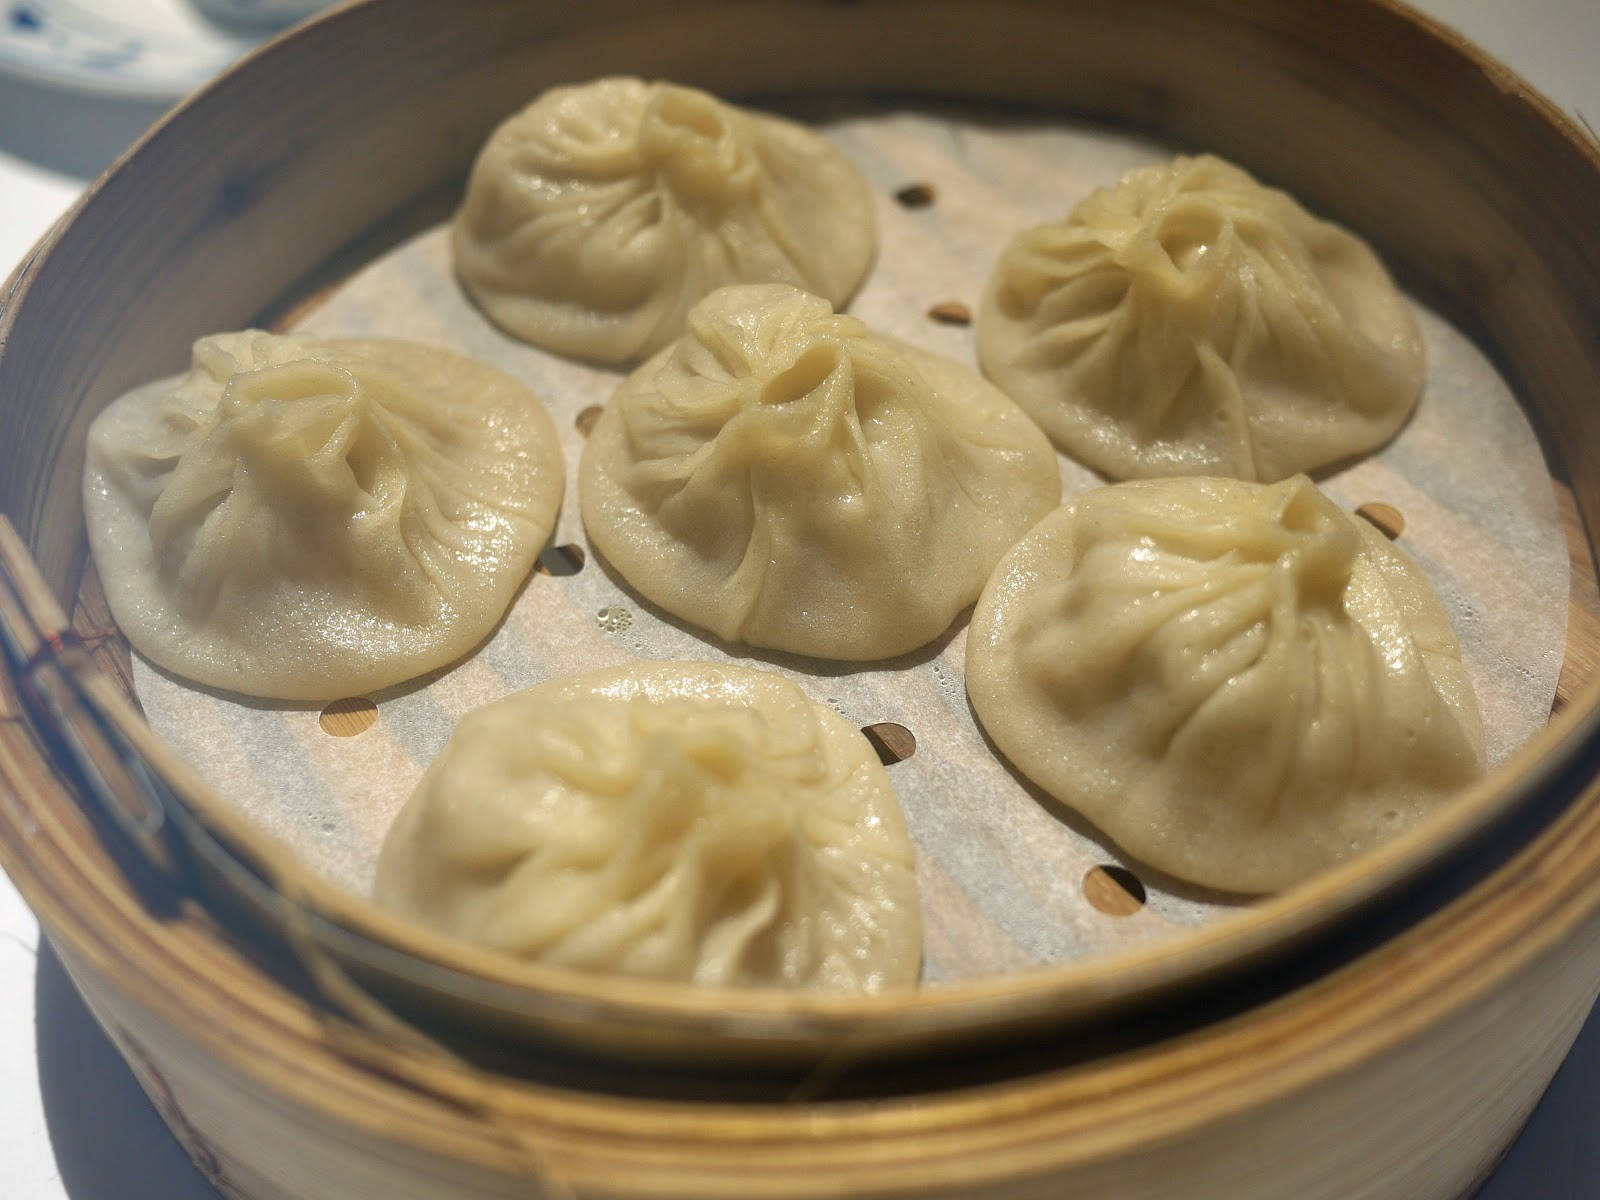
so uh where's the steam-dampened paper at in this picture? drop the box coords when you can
[131,105,1569,984]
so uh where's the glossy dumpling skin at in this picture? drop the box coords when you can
[453,77,877,364]
[373,661,923,991]
[580,283,1063,660]
[966,475,1484,893]
[83,331,564,702]
[978,154,1425,482]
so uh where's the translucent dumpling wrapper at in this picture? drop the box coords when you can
[978,154,1425,482]
[966,475,1485,893]
[580,283,1063,660]
[83,330,565,702]
[373,661,923,991]
[453,77,878,364]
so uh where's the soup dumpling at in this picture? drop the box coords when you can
[83,330,564,701]
[374,661,923,991]
[978,154,1425,482]
[453,77,877,364]
[966,475,1484,892]
[580,283,1062,660]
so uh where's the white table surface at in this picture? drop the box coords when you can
[3,3,1599,1197]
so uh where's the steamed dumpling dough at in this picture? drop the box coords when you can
[580,283,1062,660]
[979,154,1425,482]
[966,475,1485,893]
[83,330,564,702]
[453,77,877,364]
[374,662,923,990]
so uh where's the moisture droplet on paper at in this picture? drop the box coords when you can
[596,604,633,632]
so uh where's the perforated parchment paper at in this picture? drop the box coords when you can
[128,104,1568,984]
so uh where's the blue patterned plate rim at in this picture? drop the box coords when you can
[0,0,262,102]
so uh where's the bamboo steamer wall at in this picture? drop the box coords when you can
[3,0,1600,1197]
[30,753,1600,1199]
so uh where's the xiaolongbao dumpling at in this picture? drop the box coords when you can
[373,661,923,991]
[966,475,1484,893]
[978,154,1425,482]
[580,283,1062,660]
[83,330,564,701]
[453,77,877,364]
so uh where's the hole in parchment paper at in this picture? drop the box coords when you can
[536,544,587,576]
[1356,502,1405,539]
[894,182,937,208]
[861,722,916,764]
[319,697,377,737]
[927,300,972,326]
[1083,864,1146,916]
[576,406,603,436]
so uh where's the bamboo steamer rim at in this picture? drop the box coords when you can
[0,0,1598,1067]
[8,635,1600,1188]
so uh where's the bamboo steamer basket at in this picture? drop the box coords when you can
[3,0,1600,1195]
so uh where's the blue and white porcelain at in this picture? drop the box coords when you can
[0,0,326,101]
[189,0,335,28]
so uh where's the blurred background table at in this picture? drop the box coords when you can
[2,1,1597,1195]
